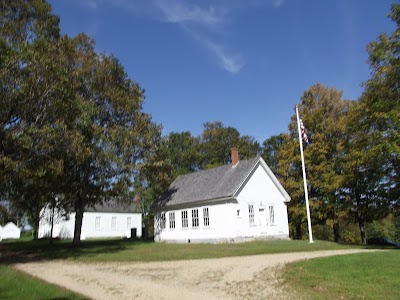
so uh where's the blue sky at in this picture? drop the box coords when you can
[49,0,395,142]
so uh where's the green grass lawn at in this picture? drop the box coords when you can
[0,237,356,262]
[0,238,357,299]
[283,250,400,300]
[4,238,394,300]
[0,264,87,300]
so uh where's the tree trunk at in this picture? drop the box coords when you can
[295,222,302,240]
[333,221,341,243]
[358,219,366,245]
[33,206,40,240]
[73,197,85,246]
[49,205,55,244]
[355,190,366,245]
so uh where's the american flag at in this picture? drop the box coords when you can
[299,118,309,144]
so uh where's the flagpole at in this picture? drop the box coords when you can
[295,105,314,243]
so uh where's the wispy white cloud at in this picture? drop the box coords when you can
[83,0,103,9]
[185,28,245,73]
[153,0,244,73]
[77,0,283,74]
[207,42,245,74]
[154,0,227,30]
[272,0,285,8]
[188,30,244,74]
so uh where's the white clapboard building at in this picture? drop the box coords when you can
[39,200,142,240]
[154,148,291,243]
[0,222,21,241]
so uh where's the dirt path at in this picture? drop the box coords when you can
[14,249,372,300]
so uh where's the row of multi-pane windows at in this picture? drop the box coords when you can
[161,208,210,230]
[94,216,133,230]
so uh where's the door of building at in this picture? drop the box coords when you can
[259,208,267,234]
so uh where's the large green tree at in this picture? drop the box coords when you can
[200,121,260,168]
[341,103,390,244]
[1,1,161,244]
[262,133,290,175]
[59,35,161,245]
[0,0,67,237]
[163,131,201,178]
[278,84,351,241]
[360,3,400,205]
[339,4,400,244]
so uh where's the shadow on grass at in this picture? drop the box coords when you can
[363,244,400,250]
[1,238,396,266]
[0,237,153,264]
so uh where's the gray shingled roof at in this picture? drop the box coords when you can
[157,157,261,207]
[85,200,140,213]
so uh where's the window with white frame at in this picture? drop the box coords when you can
[95,216,101,230]
[160,212,166,229]
[111,216,117,230]
[203,207,209,227]
[269,205,275,225]
[249,205,255,225]
[182,210,188,228]
[127,217,132,229]
[169,212,176,229]
[192,209,199,228]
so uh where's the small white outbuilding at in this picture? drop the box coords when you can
[39,200,142,240]
[0,222,21,240]
[154,149,291,243]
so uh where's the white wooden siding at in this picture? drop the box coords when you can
[39,210,142,240]
[154,162,289,243]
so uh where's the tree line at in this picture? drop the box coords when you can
[265,5,400,243]
[1,1,399,245]
[0,0,161,245]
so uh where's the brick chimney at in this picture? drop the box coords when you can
[231,147,239,166]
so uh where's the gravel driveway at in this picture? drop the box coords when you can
[14,249,371,300]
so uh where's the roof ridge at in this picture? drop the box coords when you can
[158,156,261,207]
[174,156,258,180]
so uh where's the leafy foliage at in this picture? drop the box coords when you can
[1,0,399,247]
[337,4,400,244]
[261,133,289,175]
[277,84,351,241]
[361,3,400,206]
[200,121,260,168]
[0,1,161,244]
